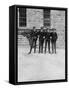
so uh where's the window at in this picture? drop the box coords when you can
[18,8,26,28]
[44,9,50,27]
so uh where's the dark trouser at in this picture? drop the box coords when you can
[51,40,56,54]
[45,40,50,53]
[39,40,44,53]
[29,42,33,54]
[29,40,37,54]
[39,42,41,53]
[34,40,37,53]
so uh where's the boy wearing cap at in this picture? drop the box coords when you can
[51,28,58,53]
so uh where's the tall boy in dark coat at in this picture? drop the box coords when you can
[51,28,58,54]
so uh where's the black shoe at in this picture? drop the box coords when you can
[44,51,46,54]
[49,52,51,54]
[28,52,31,54]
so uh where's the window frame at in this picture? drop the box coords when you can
[18,8,26,29]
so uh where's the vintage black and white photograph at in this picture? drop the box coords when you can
[16,6,67,83]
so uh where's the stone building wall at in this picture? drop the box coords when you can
[27,9,43,29]
[51,10,65,48]
[18,9,65,49]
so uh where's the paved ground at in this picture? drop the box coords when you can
[18,46,65,82]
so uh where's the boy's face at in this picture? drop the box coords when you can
[53,29,55,32]
[41,30,43,32]
[47,29,49,32]
[54,29,56,32]
[52,28,56,32]
[51,30,53,33]
[40,27,43,32]
[33,27,36,31]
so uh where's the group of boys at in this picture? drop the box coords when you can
[28,26,58,54]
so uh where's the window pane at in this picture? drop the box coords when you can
[19,17,26,22]
[19,8,26,27]
[44,9,50,27]
[19,21,26,26]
